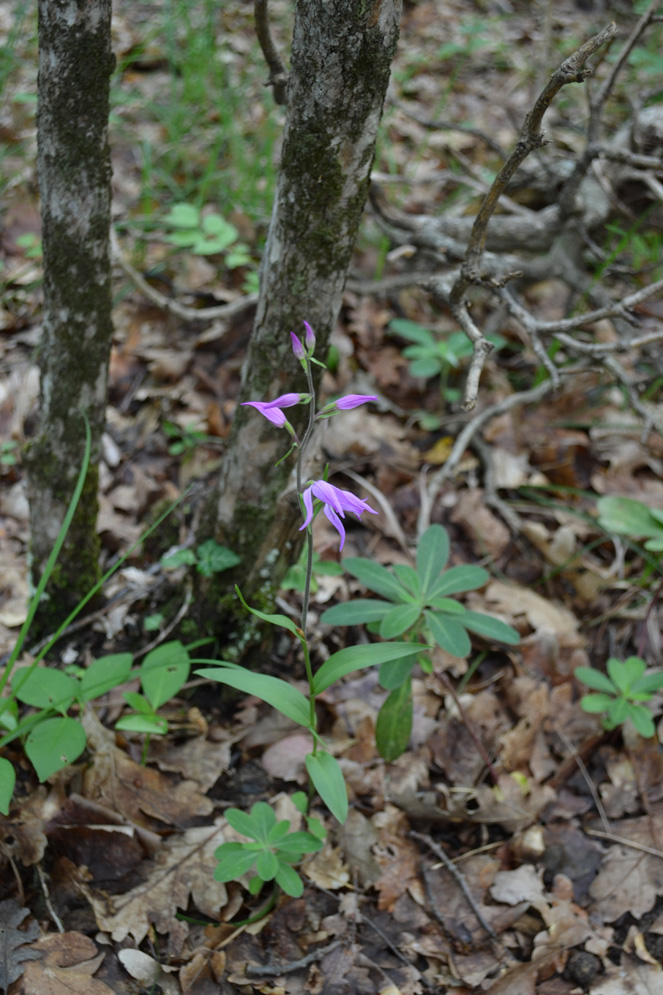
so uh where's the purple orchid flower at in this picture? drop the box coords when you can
[299,479,377,550]
[302,320,316,353]
[290,332,306,361]
[242,392,307,427]
[333,394,378,410]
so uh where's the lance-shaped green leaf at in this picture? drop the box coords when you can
[0,758,15,816]
[306,752,347,823]
[424,611,471,658]
[462,611,520,645]
[196,667,312,728]
[575,667,617,694]
[376,678,413,762]
[416,524,450,594]
[236,587,305,643]
[342,559,412,602]
[312,642,428,695]
[321,600,392,626]
[427,565,490,599]
[378,604,421,640]
[597,496,663,539]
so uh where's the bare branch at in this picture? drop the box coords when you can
[254,0,289,105]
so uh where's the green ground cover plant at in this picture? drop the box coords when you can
[575,656,663,738]
[321,523,520,760]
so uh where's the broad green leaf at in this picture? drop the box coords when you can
[320,600,392,626]
[79,653,133,702]
[379,604,421,640]
[123,691,153,714]
[166,230,200,247]
[416,524,450,593]
[389,319,435,346]
[195,540,241,577]
[250,801,277,842]
[140,641,190,711]
[0,757,15,816]
[462,611,520,645]
[575,667,617,694]
[608,697,629,726]
[306,752,347,824]
[424,611,471,657]
[196,668,312,727]
[392,564,422,599]
[312,642,428,695]
[256,849,279,881]
[275,862,304,897]
[426,597,466,614]
[12,667,75,714]
[630,673,663,696]
[376,679,413,762]
[236,587,305,643]
[379,656,416,690]
[408,355,442,378]
[226,806,263,840]
[645,538,663,551]
[580,693,615,713]
[267,821,291,845]
[162,548,197,568]
[607,656,640,693]
[627,704,656,738]
[115,714,168,735]
[164,203,200,228]
[214,843,258,881]
[26,717,86,781]
[597,496,663,539]
[427,565,489,599]
[276,832,324,855]
[342,559,410,603]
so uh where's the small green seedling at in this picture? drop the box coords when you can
[575,656,663,738]
[161,203,251,264]
[321,524,520,761]
[214,797,325,899]
[162,420,222,457]
[597,496,663,552]
[0,439,20,466]
[116,640,191,741]
[162,539,241,578]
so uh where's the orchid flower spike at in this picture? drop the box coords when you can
[299,479,377,550]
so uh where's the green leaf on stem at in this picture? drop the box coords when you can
[0,758,15,816]
[312,642,428,695]
[320,600,392,626]
[79,653,133,702]
[416,524,450,593]
[25,717,87,781]
[306,751,348,824]
[376,678,413,762]
[12,668,76,714]
[196,668,312,728]
[235,587,305,643]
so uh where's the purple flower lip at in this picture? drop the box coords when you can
[242,393,304,426]
[299,479,377,550]
[334,394,378,410]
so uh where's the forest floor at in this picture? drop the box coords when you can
[1,1,663,992]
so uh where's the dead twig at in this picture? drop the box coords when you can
[254,0,289,105]
[410,830,498,942]
[448,21,617,410]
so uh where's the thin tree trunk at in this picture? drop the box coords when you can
[196,0,401,643]
[27,0,114,631]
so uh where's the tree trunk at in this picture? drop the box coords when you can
[26,0,114,631]
[195,0,401,645]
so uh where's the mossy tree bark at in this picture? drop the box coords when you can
[26,0,114,632]
[195,0,401,645]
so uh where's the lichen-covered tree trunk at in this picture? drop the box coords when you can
[196,0,401,642]
[26,0,114,630]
